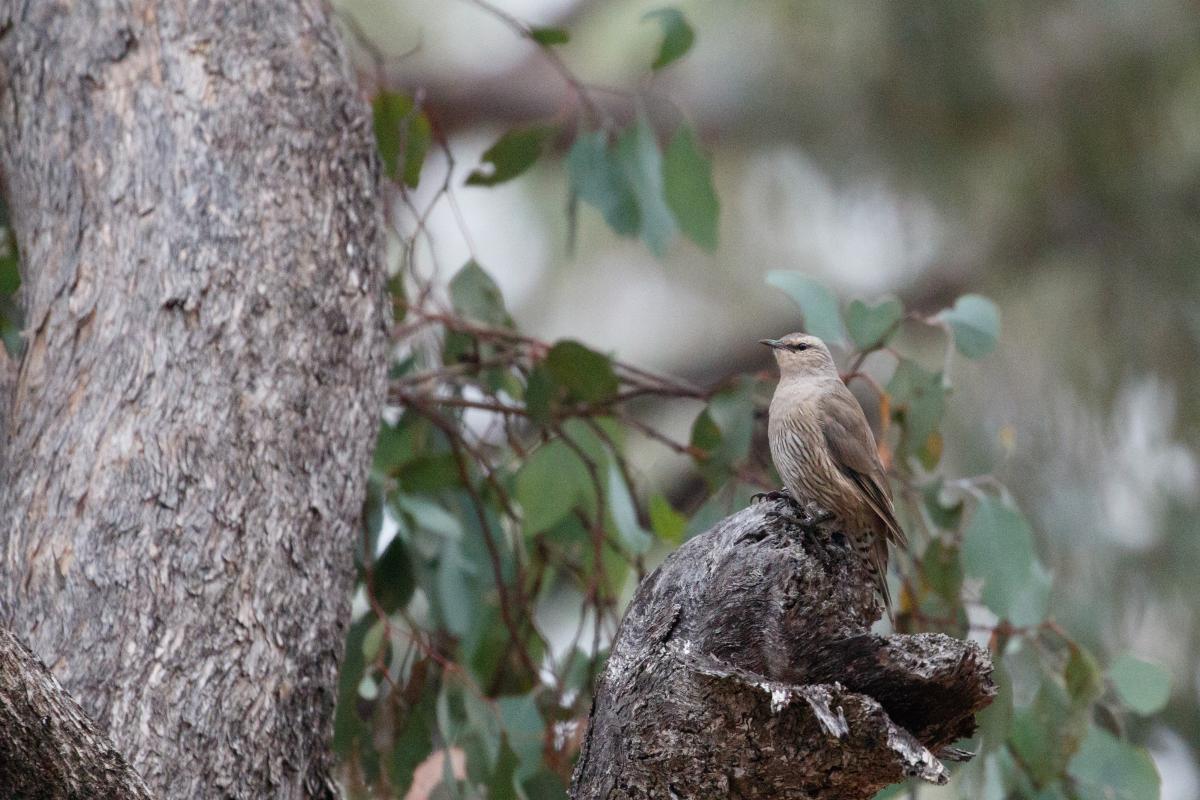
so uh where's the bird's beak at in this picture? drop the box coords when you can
[759,338,784,349]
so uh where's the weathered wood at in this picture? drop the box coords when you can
[571,497,995,799]
[0,1,387,797]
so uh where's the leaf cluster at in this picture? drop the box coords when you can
[339,6,1167,799]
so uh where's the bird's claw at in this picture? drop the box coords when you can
[797,501,835,527]
[751,488,793,505]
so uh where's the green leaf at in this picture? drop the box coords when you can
[373,536,414,613]
[373,92,408,181]
[361,618,387,663]
[450,260,511,327]
[395,495,463,541]
[1108,654,1170,715]
[372,91,431,188]
[685,481,758,539]
[524,364,556,424]
[662,125,719,252]
[939,294,1000,359]
[529,26,569,45]
[689,408,721,455]
[649,494,686,544]
[363,481,385,557]
[374,414,428,476]
[497,693,544,780]
[846,297,902,350]
[961,496,1049,626]
[521,770,567,799]
[516,440,590,535]
[390,681,437,793]
[486,738,521,800]
[922,478,963,530]
[977,652,1012,746]
[544,340,619,403]
[616,118,676,256]
[463,689,502,768]
[690,380,756,485]
[922,538,962,603]
[642,8,695,70]
[1065,646,1104,708]
[765,271,846,344]
[396,453,461,493]
[466,126,556,187]
[404,113,432,188]
[1009,680,1086,785]
[607,461,652,554]
[706,381,756,463]
[442,329,477,366]
[438,540,479,637]
[1007,560,1051,628]
[1069,725,1160,800]
[887,358,947,467]
[333,618,372,757]
[567,130,639,236]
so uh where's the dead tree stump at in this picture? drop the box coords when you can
[571,497,996,799]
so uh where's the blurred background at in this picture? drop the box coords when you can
[338,0,1200,795]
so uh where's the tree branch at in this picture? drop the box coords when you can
[571,497,995,799]
[0,627,154,800]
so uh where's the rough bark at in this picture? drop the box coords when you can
[571,497,996,799]
[0,628,153,800]
[0,1,387,797]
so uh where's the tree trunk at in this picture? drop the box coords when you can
[571,498,996,799]
[0,1,387,797]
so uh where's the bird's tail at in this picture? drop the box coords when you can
[851,533,894,622]
[863,536,893,623]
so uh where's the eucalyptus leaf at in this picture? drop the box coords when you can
[663,125,718,252]
[567,130,639,236]
[887,358,947,466]
[438,540,478,637]
[372,91,430,188]
[961,497,1049,625]
[607,461,652,554]
[466,126,555,187]
[450,260,511,327]
[1068,725,1160,800]
[1108,654,1170,715]
[497,693,544,780]
[529,26,569,45]
[642,8,695,70]
[515,440,590,535]
[765,271,846,344]
[544,340,619,403]
[332,618,372,757]
[649,494,686,544]
[373,535,415,613]
[389,681,437,792]
[846,297,902,349]
[616,118,676,256]
[1065,646,1104,708]
[1009,680,1085,785]
[939,294,1000,358]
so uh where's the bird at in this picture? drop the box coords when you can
[759,332,907,618]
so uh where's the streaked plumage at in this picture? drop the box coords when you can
[761,333,907,616]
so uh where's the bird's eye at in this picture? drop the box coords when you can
[791,343,809,352]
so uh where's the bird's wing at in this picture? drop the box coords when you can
[819,385,907,550]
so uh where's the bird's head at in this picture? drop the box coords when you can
[759,333,838,378]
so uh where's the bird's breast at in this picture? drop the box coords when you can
[768,405,872,531]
